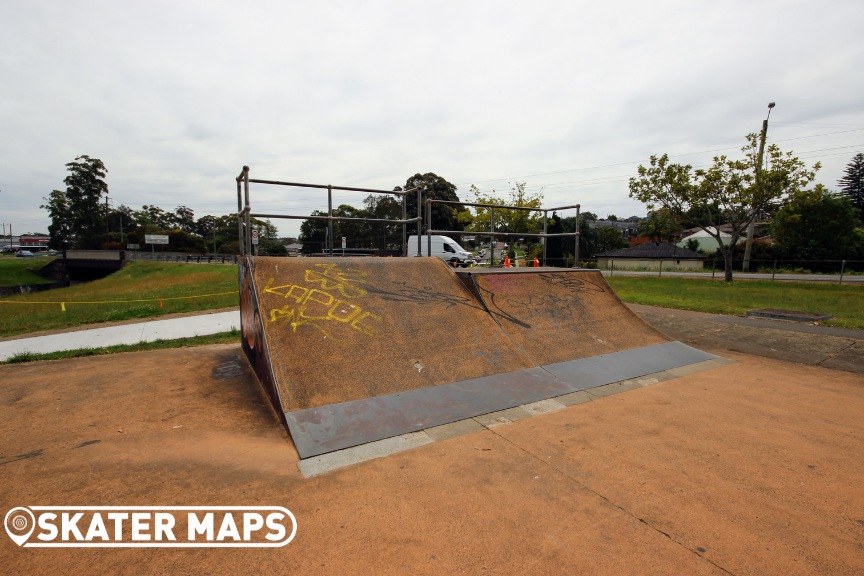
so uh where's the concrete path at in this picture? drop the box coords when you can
[628,303,864,375]
[0,310,239,361]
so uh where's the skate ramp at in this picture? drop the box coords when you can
[457,268,668,365]
[240,258,717,458]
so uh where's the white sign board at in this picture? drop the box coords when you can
[145,234,169,245]
[341,237,346,249]
[251,229,259,245]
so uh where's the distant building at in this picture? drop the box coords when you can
[676,227,732,253]
[595,242,705,271]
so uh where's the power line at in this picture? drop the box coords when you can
[461,129,864,188]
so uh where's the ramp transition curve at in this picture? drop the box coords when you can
[239,257,716,458]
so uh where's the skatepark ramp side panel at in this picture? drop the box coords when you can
[457,268,670,366]
[250,256,536,414]
[239,257,284,419]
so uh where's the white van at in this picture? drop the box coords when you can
[407,235,473,267]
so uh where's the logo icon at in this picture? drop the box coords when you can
[4,507,36,546]
[3,506,296,548]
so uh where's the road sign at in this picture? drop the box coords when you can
[145,235,169,245]
[251,229,259,245]
[341,237,346,249]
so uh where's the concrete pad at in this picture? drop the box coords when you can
[472,406,532,427]
[422,418,485,442]
[821,341,864,373]
[2,344,862,574]
[664,357,735,378]
[521,398,567,416]
[297,432,434,478]
[554,390,592,406]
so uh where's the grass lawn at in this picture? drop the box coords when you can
[0,255,57,286]
[0,261,238,337]
[606,275,864,330]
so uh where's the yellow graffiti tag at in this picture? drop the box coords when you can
[263,273,380,338]
[304,263,368,298]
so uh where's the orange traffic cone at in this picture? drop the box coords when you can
[504,256,511,268]
[533,257,539,267]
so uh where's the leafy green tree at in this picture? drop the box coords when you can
[629,134,819,281]
[544,212,587,267]
[594,226,628,254]
[399,173,465,235]
[838,152,864,220]
[40,189,73,249]
[363,194,402,250]
[772,184,862,262]
[134,205,173,231]
[466,182,543,237]
[173,206,196,233]
[637,209,682,243]
[41,155,109,249]
[299,210,327,254]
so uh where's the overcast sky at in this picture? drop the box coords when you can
[2,0,863,239]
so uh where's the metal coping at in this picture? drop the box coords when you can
[285,341,717,459]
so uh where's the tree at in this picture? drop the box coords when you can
[399,173,465,235]
[594,226,628,253]
[41,155,109,249]
[465,182,544,236]
[173,206,196,233]
[838,152,864,220]
[544,212,587,267]
[134,205,172,231]
[772,184,862,263]
[41,190,73,249]
[629,134,819,281]
[637,209,682,243]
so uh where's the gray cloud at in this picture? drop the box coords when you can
[1,0,862,237]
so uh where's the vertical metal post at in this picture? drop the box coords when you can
[772,259,777,281]
[489,206,496,267]
[416,188,422,256]
[426,199,432,256]
[659,260,663,277]
[236,171,244,256]
[542,210,548,266]
[840,259,846,285]
[243,167,252,256]
[573,204,581,268]
[401,193,407,256]
[327,185,334,256]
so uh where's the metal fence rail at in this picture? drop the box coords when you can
[424,198,581,267]
[235,166,421,256]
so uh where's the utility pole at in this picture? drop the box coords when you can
[742,102,775,273]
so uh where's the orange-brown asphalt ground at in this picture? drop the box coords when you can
[1,308,863,575]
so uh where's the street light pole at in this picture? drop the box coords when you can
[742,102,775,273]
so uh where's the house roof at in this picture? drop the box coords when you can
[679,227,731,240]
[595,242,705,260]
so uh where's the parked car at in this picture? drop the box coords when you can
[15,250,35,258]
